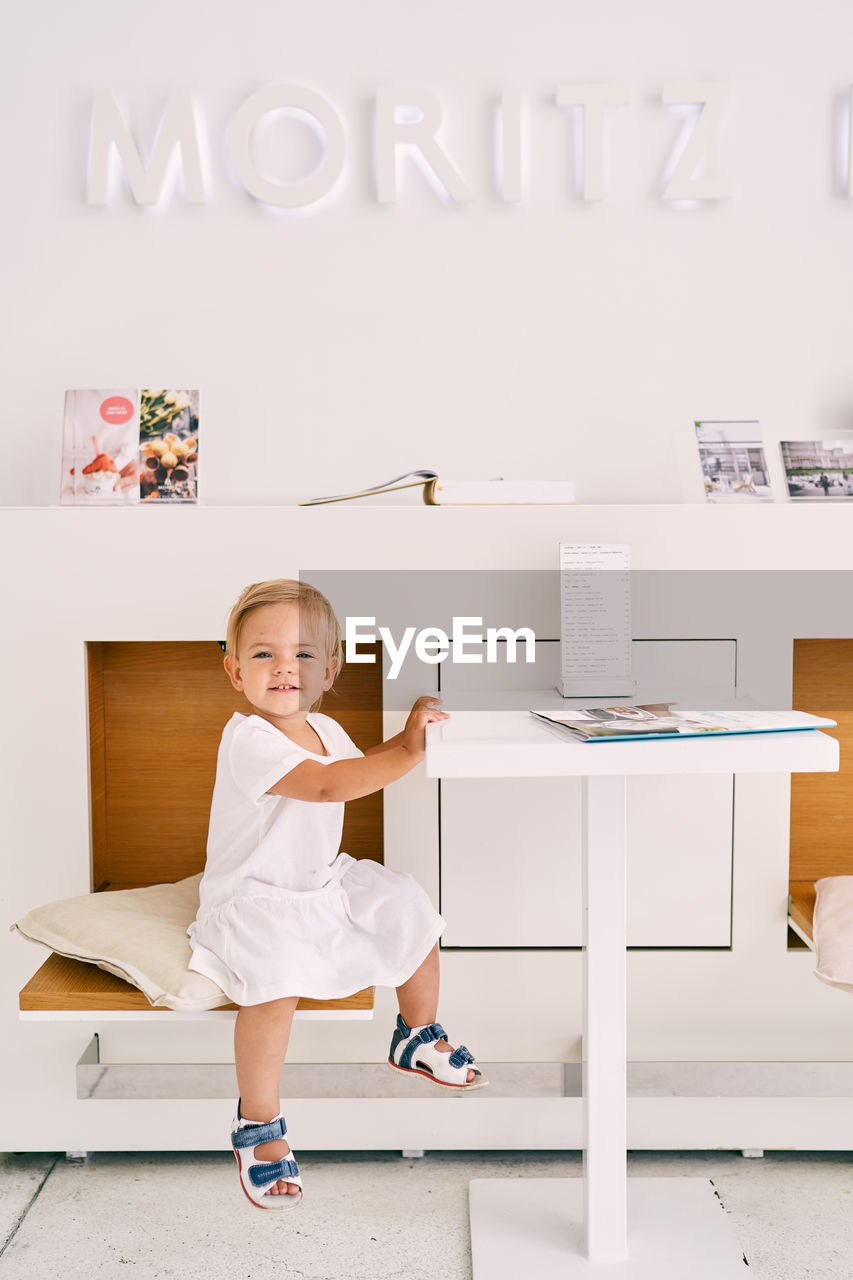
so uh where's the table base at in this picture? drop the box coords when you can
[469,1177,747,1278]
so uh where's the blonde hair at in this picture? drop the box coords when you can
[225,580,343,704]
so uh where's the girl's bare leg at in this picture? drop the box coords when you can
[234,996,300,1195]
[396,944,475,1082]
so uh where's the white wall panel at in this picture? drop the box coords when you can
[440,641,735,947]
[440,771,733,947]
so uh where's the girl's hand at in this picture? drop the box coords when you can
[402,695,449,760]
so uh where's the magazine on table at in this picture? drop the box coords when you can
[529,704,836,743]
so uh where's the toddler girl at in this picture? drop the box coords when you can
[187,579,487,1210]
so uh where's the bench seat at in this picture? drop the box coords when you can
[19,953,374,1015]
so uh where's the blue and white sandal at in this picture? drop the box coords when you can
[388,1015,488,1090]
[230,1101,303,1210]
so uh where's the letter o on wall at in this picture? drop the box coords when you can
[227,84,346,208]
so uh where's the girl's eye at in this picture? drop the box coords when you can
[297,652,314,660]
[253,651,272,659]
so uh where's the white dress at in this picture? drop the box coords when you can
[186,712,444,1005]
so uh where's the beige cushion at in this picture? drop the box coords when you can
[11,874,230,1012]
[813,876,853,996]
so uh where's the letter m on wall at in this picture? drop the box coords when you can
[88,91,205,205]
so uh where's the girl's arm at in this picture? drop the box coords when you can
[363,730,404,756]
[271,744,416,802]
[268,697,447,803]
[363,693,445,755]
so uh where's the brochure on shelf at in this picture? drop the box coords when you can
[301,470,575,505]
[61,389,200,505]
[530,704,836,743]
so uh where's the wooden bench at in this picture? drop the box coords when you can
[19,952,374,1015]
[19,639,383,1018]
[789,639,853,950]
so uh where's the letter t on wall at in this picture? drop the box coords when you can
[556,84,630,201]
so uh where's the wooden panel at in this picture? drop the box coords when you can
[87,643,107,890]
[18,953,374,1013]
[789,881,816,943]
[790,639,853,880]
[91,640,383,887]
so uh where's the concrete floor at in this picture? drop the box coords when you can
[1,1148,852,1279]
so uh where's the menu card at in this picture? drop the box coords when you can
[558,543,634,697]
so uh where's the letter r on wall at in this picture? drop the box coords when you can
[375,88,473,203]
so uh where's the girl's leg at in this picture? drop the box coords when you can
[396,944,475,1083]
[234,996,300,1196]
[396,942,440,1027]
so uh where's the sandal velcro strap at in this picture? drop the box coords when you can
[232,1115,288,1149]
[249,1157,300,1189]
[448,1045,474,1069]
[399,1022,447,1070]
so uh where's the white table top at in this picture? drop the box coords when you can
[425,710,840,779]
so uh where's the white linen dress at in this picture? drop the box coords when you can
[187,712,444,1005]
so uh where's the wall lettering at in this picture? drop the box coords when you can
[661,82,731,201]
[556,84,630,202]
[86,81,741,210]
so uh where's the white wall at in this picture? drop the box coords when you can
[4,0,853,507]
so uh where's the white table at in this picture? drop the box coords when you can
[426,710,839,1279]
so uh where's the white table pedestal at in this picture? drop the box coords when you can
[470,774,746,1278]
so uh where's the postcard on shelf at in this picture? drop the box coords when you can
[530,704,836,743]
[780,441,853,500]
[557,543,634,698]
[694,420,772,502]
[61,389,200,505]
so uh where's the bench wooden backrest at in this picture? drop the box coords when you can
[789,638,853,940]
[87,640,383,890]
[790,638,852,882]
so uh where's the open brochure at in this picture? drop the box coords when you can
[301,471,438,505]
[300,470,575,506]
[530,704,836,743]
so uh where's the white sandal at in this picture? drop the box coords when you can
[388,1015,488,1091]
[230,1102,303,1210]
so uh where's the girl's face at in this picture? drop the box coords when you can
[225,602,336,727]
